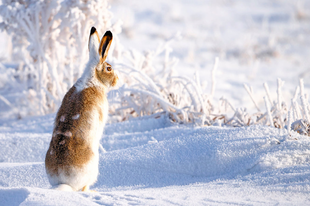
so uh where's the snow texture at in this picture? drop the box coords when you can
[0,115,310,205]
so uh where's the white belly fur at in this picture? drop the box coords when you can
[47,152,99,191]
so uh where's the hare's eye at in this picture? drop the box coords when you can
[106,67,112,72]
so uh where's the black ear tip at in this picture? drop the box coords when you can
[105,30,113,37]
[90,27,96,35]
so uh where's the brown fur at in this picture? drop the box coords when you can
[96,62,118,87]
[45,85,107,175]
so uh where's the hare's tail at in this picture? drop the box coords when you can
[53,184,74,191]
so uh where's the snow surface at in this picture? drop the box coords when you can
[0,114,310,205]
[1,0,310,205]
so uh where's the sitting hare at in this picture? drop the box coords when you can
[45,27,118,192]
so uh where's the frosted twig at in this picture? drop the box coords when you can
[291,99,302,120]
[293,86,300,101]
[171,76,205,114]
[299,79,310,123]
[121,88,182,114]
[0,94,13,108]
[244,84,261,112]
[220,97,236,112]
[263,82,272,105]
[172,79,199,111]
[287,110,293,136]
[264,96,273,126]
[277,78,284,110]
[115,63,162,96]
[291,119,309,135]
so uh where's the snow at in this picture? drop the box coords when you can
[0,114,310,205]
[1,0,310,205]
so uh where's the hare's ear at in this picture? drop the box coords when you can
[88,27,100,60]
[98,31,113,62]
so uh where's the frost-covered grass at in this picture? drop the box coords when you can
[0,0,121,116]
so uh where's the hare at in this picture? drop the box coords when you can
[45,27,118,192]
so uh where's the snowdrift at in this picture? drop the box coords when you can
[0,115,310,205]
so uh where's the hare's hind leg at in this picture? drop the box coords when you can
[82,185,97,192]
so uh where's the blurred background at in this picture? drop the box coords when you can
[110,0,310,99]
